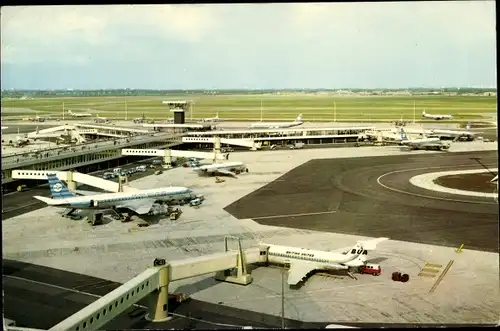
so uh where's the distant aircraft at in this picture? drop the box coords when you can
[192,161,247,177]
[133,113,154,124]
[249,114,303,129]
[399,127,450,151]
[68,110,92,117]
[94,115,111,124]
[422,110,453,120]
[9,135,31,148]
[201,112,220,123]
[29,115,46,122]
[34,174,193,218]
[262,237,389,285]
[1,126,8,130]
[429,125,479,141]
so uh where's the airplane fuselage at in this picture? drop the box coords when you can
[250,121,303,129]
[422,113,452,120]
[266,244,367,270]
[193,161,247,174]
[42,187,192,209]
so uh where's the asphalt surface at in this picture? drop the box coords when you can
[3,259,494,329]
[2,259,328,330]
[225,150,499,252]
[1,159,162,220]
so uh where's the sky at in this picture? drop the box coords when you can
[0,2,497,90]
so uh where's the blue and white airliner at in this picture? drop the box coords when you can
[34,174,193,215]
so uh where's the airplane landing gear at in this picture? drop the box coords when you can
[61,208,82,220]
[111,207,131,222]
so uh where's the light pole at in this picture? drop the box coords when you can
[281,269,286,329]
[334,101,336,123]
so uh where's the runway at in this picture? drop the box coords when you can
[225,150,499,252]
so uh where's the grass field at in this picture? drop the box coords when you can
[1,95,497,122]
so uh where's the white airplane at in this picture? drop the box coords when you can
[1,126,8,130]
[422,110,453,120]
[429,123,479,141]
[68,110,92,117]
[398,127,450,151]
[133,114,155,124]
[193,161,248,177]
[29,115,46,122]
[249,114,303,129]
[263,237,389,285]
[34,174,193,217]
[94,114,110,124]
[201,113,220,123]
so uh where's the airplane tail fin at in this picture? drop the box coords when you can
[47,174,75,199]
[296,114,303,122]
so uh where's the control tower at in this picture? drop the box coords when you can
[162,101,191,124]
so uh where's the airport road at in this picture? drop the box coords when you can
[1,159,163,220]
[2,259,326,330]
[225,150,499,253]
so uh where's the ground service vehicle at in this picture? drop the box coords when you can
[358,264,381,276]
[392,271,410,282]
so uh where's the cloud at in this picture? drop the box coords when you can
[1,5,221,64]
[0,2,496,89]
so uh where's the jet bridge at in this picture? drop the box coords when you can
[10,170,137,193]
[48,237,267,331]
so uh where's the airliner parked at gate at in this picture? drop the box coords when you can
[263,237,389,285]
[34,174,193,215]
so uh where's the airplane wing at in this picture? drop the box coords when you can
[287,261,320,285]
[33,196,58,205]
[72,190,102,196]
[117,198,156,215]
[216,169,237,177]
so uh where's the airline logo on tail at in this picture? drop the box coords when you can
[47,174,74,199]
